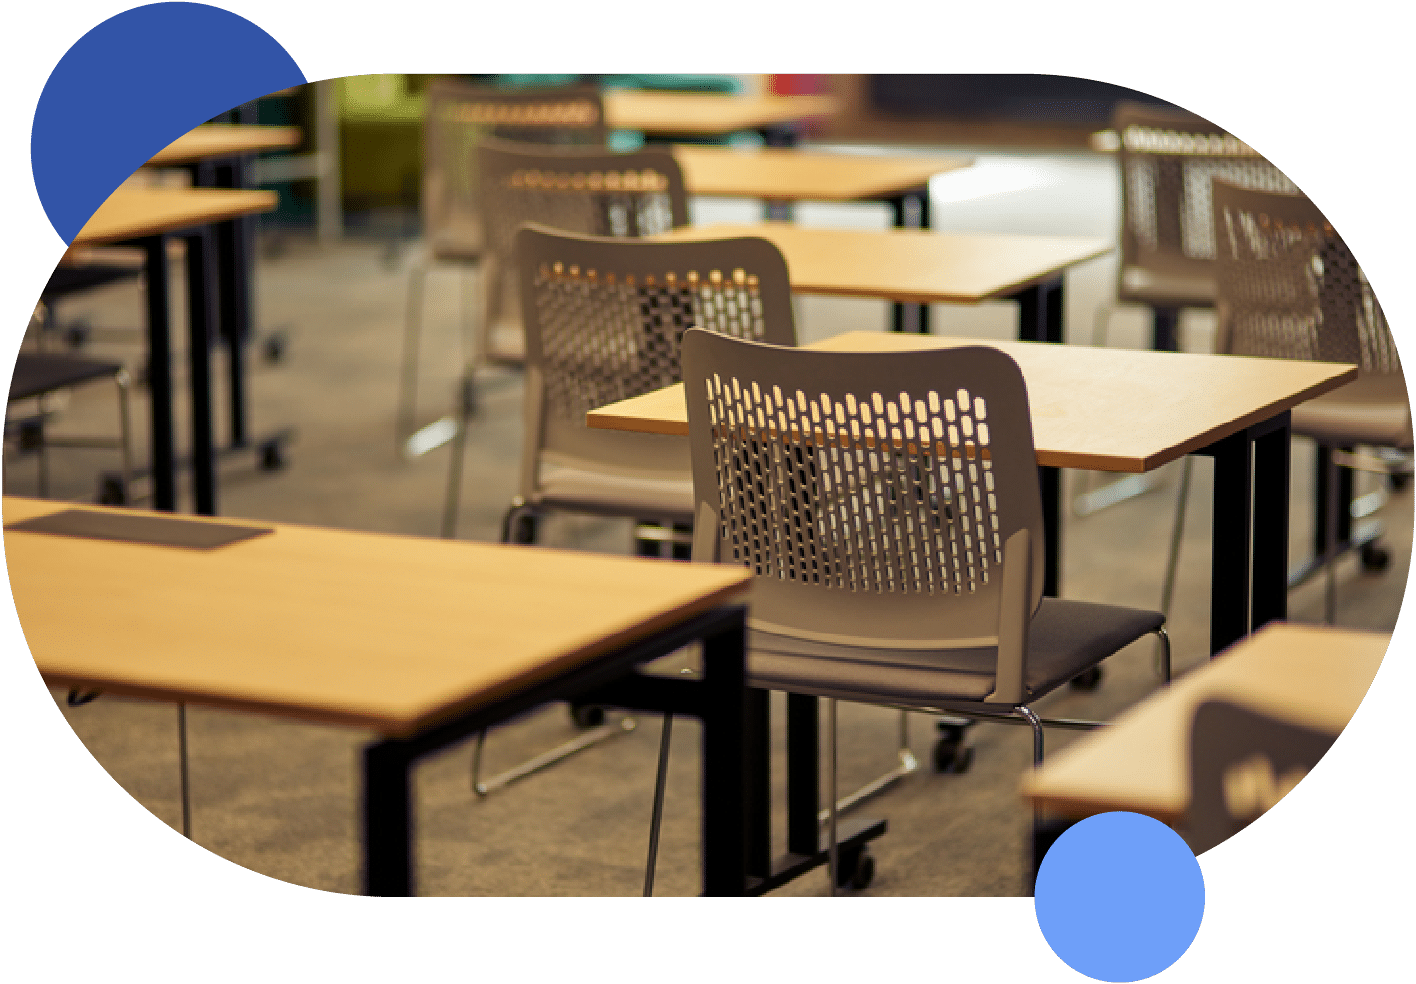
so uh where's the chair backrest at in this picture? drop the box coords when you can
[682,331,1046,652]
[479,138,691,333]
[1113,101,1295,284]
[1186,698,1335,854]
[421,80,607,259]
[1211,180,1400,373]
[515,225,795,486]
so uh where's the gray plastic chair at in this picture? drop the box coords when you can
[650,330,1170,893]
[1186,698,1335,854]
[440,141,694,537]
[1164,181,1410,625]
[457,225,797,801]
[1079,102,1296,517]
[398,81,608,447]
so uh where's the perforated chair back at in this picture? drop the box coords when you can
[1211,180,1401,374]
[478,139,690,361]
[682,331,1045,651]
[516,225,796,494]
[1113,102,1295,297]
[421,80,607,262]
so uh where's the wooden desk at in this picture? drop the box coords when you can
[674,146,969,204]
[603,91,835,142]
[659,222,1109,351]
[4,496,753,896]
[588,332,1358,655]
[145,124,303,468]
[145,124,301,166]
[1020,622,1386,824]
[73,188,278,516]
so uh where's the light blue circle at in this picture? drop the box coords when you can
[1034,812,1205,982]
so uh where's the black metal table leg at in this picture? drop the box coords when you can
[183,228,218,516]
[701,608,749,896]
[1039,465,1061,598]
[889,190,932,334]
[744,686,772,878]
[1203,430,1253,656]
[1152,305,1180,352]
[212,157,254,448]
[1015,276,1065,344]
[786,692,819,857]
[362,738,414,896]
[1251,413,1292,632]
[139,234,175,512]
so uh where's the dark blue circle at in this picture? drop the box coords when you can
[1035,812,1205,982]
[31,2,305,243]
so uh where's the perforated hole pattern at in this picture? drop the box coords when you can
[703,375,1005,596]
[1122,123,1296,260]
[485,168,678,262]
[1217,206,1399,371]
[532,264,771,420]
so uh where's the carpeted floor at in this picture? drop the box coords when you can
[9,144,1410,896]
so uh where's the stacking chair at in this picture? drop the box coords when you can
[1078,102,1296,516]
[6,307,134,502]
[646,331,1170,893]
[1164,181,1410,625]
[398,81,607,449]
[462,224,797,799]
[1186,698,1335,853]
[441,139,694,538]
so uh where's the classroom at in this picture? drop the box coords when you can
[7,71,1407,910]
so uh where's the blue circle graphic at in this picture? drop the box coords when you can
[1034,812,1205,982]
[31,2,306,243]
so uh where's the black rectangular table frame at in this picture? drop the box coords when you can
[363,603,754,897]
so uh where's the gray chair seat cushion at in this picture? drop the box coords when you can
[10,354,123,402]
[535,463,694,523]
[1292,374,1412,449]
[1118,266,1216,309]
[746,597,1163,708]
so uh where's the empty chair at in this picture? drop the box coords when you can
[459,225,797,799]
[1186,698,1335,854]
[1165,181,1410,625]
[398,81,607,447]
[647,331,1169,892]
[6,352,133,502]
[441,140,695,537]
[1079,102,1296,517]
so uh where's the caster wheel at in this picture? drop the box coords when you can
[18,420,44,452]
[1361,542,1391,573]
[259,441,286,471]
[1069,666,1103,691]
[97,477,128,506]
[932,740,974,774]
[263,331,288,363]
[570,703,605,729]
[65,318,92,349]
[459,377,479,417]
[834,848,876,891]
[1390,472,1409,492]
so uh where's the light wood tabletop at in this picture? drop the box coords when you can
[4,497,749,737]
[587,331,1358,473]
[603,91,835,136]
[145,124,302,166]
[655,223,1111,305]
[71,187,279,245]
[673,146,970,202]
[1019,622,1388,823]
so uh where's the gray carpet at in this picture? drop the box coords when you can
[10,145,1410,896]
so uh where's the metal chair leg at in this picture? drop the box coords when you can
[1155,626,1172,682]
[115,368,133,504]
[470,714,636,798]
[178,703,192,839]
[817,708,920,824]
[827,697,839,897]
[1323,445,1339,624]
[397,259,429,447]
[1159,456,1193,670]
[643,714,673,897]
[439,392,473,539]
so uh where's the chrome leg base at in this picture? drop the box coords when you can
[471,713,637,798]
